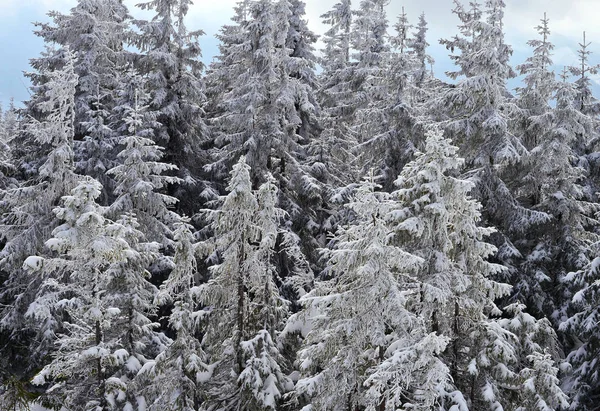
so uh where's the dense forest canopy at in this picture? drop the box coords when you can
[0,0,599,410]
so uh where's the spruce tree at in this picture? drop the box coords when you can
[409,13,435,90]
[28,0,130,198]
[436,0,548,285]
[561,253,600,409]
[0,50,79,368]
[0,99,17,191]
[515,13,555,151]
[515,65,599,318]
[132,0,211,213]
[207,0,320,271]
[136,218,209,410]
[314,0,358,191]
[295,172,450,410]
[107,77,181,259]
[569,32,600,119]
[29,178,165,410]
[198,157,301,410]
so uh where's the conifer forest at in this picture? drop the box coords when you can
[3,0,600,409]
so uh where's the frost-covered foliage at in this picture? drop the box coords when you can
[514,62,599,318]
[27,0,130,195]
[0,50,79,367]
[561,252,600,407]
[569,32,600,118]
[6,0,600,408]
[136,218,209,410]
[391,127,512,408]
[316,0,358,190]
[0,100,17,191]
[350,0,390,153]
[207,0,322,269]
[500,303,569,410]
[409,13,435,90]
[207,0,304,181]
[29,178,164,410]
[435,0,550,297]
[108,77,181,254]
[294,172,450,410]
[438,0,522,166]
[132,0,211,212]
[515,13,556,151]
[198,157,305,410]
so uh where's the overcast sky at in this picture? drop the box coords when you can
[0,0,599,107]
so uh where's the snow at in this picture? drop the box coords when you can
[23,255,44,271]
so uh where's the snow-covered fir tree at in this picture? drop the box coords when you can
[561,252,600,409]
[499,303,569,410]
[0,50,79,369]
[569,32,600,118]
[514,63,599,320]
[391,127,506,407]
[198,157,302,410]
[515,13,556,151]
[0,99,17,191]
[136,218,209,410]
[354,5,412,190]
[408,12,435,90]
[28,178,165,410]
[132,0,211,213]
[207,0,321,272]
[107,78,181,260]
[389,127,565,409]
[438,0,522,165]
[294,171,450,410]
[28,0,130,196]
[308,0,359,243]
[315,0,359,190]
[204,0,253,132]
[350,0,390,152]
[436,0,549,287]
[567,33,600,218]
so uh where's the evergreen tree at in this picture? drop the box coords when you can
[204,0,253,141]
[132,0,211,213]
[0,50,79,368]
[561,253,600,409]
[29,178,164,410]
[295,172,450,410]
[500,303,569,410]
[389,127,565,409]
[569,32,600,118]
[308,0,358,248]
[567,34,600,222]
[0,99,17,191]
[350,0,390,150]
[314,0,358,191]
[391,127,511,408]
[358,7,435,190]
[514,66,599,318]
[198,157,299,410]
[28,0,130,197]
[107,78,181,258]
[285,0,321,144]
[409,13,435,90]
[515,13,556,151]
[207,0,321,269]
[436,0,548,283]
[136,218,209,410]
